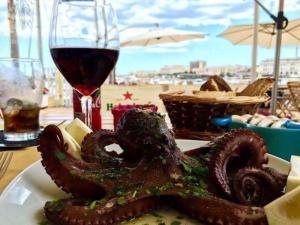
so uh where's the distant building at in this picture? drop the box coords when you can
[206,65,249,76]
[160,65,188,74]
[190,60,207,74]
[258,58,300,77]
[133,70,157,78]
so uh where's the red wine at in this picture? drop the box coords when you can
[50,47,119,95]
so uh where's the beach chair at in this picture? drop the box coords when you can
[288,82,300,112]
[276,86,294,118]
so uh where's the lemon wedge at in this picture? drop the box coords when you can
[58,124,81,159]
[265,186,300,225]
[65,118,92,145]
[286,156,300,193]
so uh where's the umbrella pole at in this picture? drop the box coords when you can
[254,0,288,115]
[270,0,285,115]
[251,2,259,82]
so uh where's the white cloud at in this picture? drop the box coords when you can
[174,17,231,27]
[168,1,189,10]
[258,0,300,14]
[119,4,165,26]
[121,45,188,54]
[1,0,300,41]
[191,0,245,6]
[112,0,137,10]
[197,6,231,16]
[114,0,250,29]
[283,0,300,13]
[145,46,188,53]
[228,8,253,20]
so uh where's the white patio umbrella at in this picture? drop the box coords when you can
[219,0,295,115]
[219,18,300,48]
[121,28,204,47]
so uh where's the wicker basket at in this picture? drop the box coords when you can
[159,90,269,140]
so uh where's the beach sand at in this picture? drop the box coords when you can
[101,83,246,112]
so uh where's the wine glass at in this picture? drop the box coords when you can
[49,0,119,129]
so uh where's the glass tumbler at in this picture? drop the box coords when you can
[0,58,45,141]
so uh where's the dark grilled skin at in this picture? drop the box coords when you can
[115,109,177,161]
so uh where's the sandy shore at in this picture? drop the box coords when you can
[101,83,246,113]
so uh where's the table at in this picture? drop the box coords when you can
[0,147,40,192]
[0,108,70,193]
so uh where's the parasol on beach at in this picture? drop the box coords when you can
[121,27,204,47]
[219,18,300,48]
[219,0,296,115]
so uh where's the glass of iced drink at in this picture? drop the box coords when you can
[0,58,44,141]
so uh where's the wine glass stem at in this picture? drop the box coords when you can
[80,95,93,128]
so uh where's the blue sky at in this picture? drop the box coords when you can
[0,0,300,75]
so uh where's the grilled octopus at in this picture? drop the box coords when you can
[38,109,286,225]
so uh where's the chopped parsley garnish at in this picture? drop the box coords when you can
[117,197,127,206]
[155,218,166,225]
[128,217,136,222]
[94,167,131,182]
[101,156,120,166]
[192,166,209,176]
[45,200,65,213]
[171,221,181,225]
[145,183,175,196]
[69,170,77,176]
[159,156,167,165]
[180,160,208,177]
[147,187,160,196]
[38,220,52,225]
[176,215,184,220]
[158,182,174,192]
[98,197,109,205]
[132,190,138,198]
[181,161,192,174]
[114,180,144,197]
[88,200,98,210]
[178,191,188,198]
[191,184,208,197]
[55,151,66,160]
[151,212,163,218]
[114,185,130,196]
[179,159,210,198]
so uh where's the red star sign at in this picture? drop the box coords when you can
[123,91,133,100]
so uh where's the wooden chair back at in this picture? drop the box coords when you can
[288,81,300,112]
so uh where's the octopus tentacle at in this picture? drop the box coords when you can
[45,197,159,225]
[208,129,268,199]
[264,167,287,192]
[81,130,123,164]
[38,125,107,198]
[177,196,268,225]
[232,167,283,206]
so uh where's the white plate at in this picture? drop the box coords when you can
[0,140,290,225]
